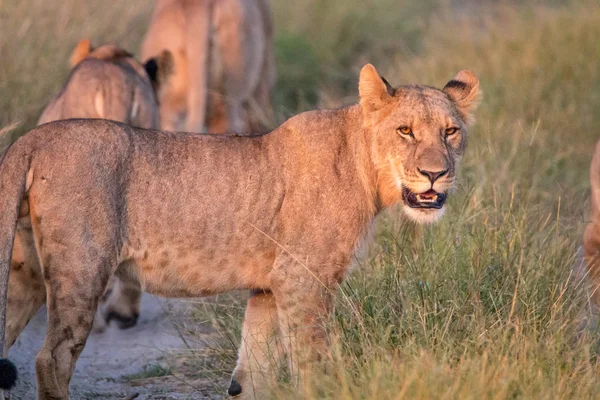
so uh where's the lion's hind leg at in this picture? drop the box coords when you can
[4,225,46,354]
[31,213,118,399]
[34,247,115,400]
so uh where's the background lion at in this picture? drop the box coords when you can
[581,140,600,326]
[0,64,479,398]
[38,39,172,128]
[18,40,173,335]
[140,0,276,134]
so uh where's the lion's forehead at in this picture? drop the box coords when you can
[393,85,456,124]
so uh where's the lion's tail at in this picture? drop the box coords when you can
[183,0,212,133]
[0,138,30,390]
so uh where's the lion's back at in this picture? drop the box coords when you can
[38,59,158,129]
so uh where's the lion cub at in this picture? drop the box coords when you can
[140,0,276,133]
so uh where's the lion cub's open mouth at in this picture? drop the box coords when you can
[402,187,447,209]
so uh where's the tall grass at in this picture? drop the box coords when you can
[2,0,600,398]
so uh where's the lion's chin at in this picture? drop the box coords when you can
[402,204,447,224]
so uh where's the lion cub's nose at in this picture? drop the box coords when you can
[418,168,448,183]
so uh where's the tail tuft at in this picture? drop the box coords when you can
[0,358,17,390]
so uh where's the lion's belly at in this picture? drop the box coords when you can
[123,243,276,298]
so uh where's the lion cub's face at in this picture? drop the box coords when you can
[359,64,480,223]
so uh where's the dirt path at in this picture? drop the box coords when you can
[7,294,224,400]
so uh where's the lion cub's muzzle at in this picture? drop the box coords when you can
[402,187,447,209]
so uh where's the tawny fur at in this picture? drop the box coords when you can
[582,140,600,320]
[38,40,170,128]
[0,64,479,399]
[140,0,276,134]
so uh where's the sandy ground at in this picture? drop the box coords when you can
[6,294,225,400]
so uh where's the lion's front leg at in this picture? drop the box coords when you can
[102,276,142,330]
[270,257,339,394]
[92,275,142,333]
[229,290,282,399]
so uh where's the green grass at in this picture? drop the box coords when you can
[2,0,600,398]
[123,364,173,381]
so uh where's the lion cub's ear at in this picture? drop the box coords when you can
[443,70,481,125]
[359,64,395,113]
[70,39,93,67]
[144,50,174,92]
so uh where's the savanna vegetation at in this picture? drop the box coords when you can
[1,0,600,398]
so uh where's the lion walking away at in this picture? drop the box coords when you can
[0,64,479,399]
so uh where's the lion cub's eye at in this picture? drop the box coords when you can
[397,126,413,137]
[445,127,459,136]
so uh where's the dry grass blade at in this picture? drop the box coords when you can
[0,122,19,137]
